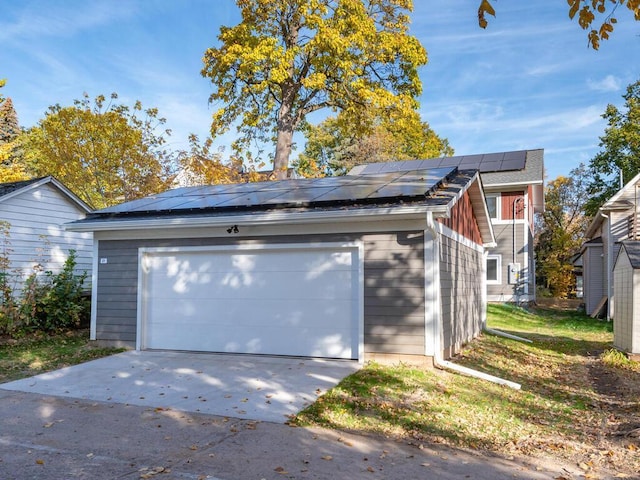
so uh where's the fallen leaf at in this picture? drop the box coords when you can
[43,422,54,428]
[367,466,375,472]
[321,455,333,461]
[274,466,288,474]
[35,459,44,465]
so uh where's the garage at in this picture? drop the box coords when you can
[138,243,363,360]
[68,164,495,364]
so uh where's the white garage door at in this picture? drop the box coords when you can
[138,244,362,360]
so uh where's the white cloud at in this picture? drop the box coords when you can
[587,75,622,92]
[0,2,138,43]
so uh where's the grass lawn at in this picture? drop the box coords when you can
[293,304,640,478]
[0,329,125,383]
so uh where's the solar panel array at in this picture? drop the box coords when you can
[350,150,527,175]
[97,167,457,215]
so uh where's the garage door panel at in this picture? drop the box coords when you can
[147,269,354,301]
[147,298,355,328]
[147,324,354,358]
[141,245,361,359]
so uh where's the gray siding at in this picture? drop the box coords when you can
[439,235,484,358]
[613,251,634,353]
[487,223,531,300]
[95,232,426,356]
[583,244,605,316]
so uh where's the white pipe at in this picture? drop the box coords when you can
[425,212,522,391]
[484,327,533,344]
[435,357,522,390]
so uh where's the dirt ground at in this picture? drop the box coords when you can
[579,353,640,477]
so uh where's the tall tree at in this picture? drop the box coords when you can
[20,93,174,209]
[0,98,20,145]
[585,79,640,216]
[535,166,591,298]
[201,0,426,180]
[478,0,640,49]
[0,92,25,173]
[295,109,452,177]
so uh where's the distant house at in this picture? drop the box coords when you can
[351,149,545,303]
[580,171,640,318]
[67,166,494,364]
[0,177,93,292]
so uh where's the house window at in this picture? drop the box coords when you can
[486,194,499,220]
[486,255,501,284]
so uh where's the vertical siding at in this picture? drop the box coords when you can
[437,191,482,244]
[613,251,633,352]
[0,183,93,291]
[501,192,525,220]
[95,232,426,355]
[439,235,484,358]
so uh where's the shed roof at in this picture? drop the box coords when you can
[619,241,640,270]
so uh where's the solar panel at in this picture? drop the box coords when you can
[352,150,528,175]
[94,166,457,216]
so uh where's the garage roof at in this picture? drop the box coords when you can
[67,167,494,246]
[81,166,469,219]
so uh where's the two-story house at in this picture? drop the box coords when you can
[350,149,545,303]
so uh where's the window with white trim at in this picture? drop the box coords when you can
[486,255,501,284]
[486,194,500,220]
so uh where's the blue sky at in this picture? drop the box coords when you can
[1,0,638,181]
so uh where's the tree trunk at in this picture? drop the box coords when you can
[273,126,293,180]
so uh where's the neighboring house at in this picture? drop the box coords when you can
[580,171,640,319]
[0,176,93,292]
[67,165,495,365]
[350,149,545,303]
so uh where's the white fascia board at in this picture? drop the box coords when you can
[65,204,449,233]
[484,180,542,189]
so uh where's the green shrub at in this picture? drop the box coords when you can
[30,251,89,332]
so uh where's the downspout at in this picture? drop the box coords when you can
[425,212,521,390]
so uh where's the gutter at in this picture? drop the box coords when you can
[66,204,449,233]
[425,212,522,390]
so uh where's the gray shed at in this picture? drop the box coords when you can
[612,241,640,358]
[66,166,495,365]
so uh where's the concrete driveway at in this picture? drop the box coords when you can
[0,351,360,423]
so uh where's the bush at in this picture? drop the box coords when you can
[30,251,89,332]
[0,250,89,336]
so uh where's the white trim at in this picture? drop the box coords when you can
[434,221,484,253]
[485,193,500,220]
[90,239,99,340]
[491,219,527,226]
[94,217,430,241]
[486,180,543,188]
[424,213,440,357]
[0,176,92,213]
[66,204,448,233]
[136,241,365,361]
[486,255,502,285]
